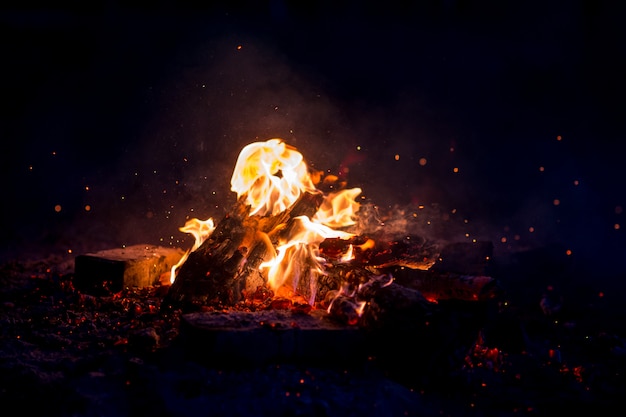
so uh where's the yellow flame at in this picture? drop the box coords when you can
[312,187,362,228]
[340,244,354,263]
[180,217,216,251]
[173,138,364,304]
[170,217,216,284]
[230,138,317,216]
[260,216,354,299]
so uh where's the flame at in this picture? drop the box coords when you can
[174,138,363,304]
[260,215,354,304]
[340,244,354,263]
[179,217,216,250]
[312,188,362,228]
[170,217,215,284]
[230,138,318,216]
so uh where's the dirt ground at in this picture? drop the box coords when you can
[1,244,625,417]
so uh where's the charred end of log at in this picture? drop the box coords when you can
[161,209,250,312]
[390,268,504,302]
[320,233,441,271]
[363,233,441,270]
[160,247,248,313]
[358,282,435,330]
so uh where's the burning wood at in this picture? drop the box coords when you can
[394,269,500,302]
[160,138,498,334]
[162,191,324,310]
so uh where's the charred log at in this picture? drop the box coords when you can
[357,279,435,330]
[319,233,440,271]
[161,192,324,312]
[391,269,502,302]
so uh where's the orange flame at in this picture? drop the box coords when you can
[260,215,355,304]
[180,217,216,250]
[174,138,362,304]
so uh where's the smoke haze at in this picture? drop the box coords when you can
[2,3,624,289]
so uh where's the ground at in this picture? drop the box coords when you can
[1,247,625,417]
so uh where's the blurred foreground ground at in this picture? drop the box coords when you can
[0,243,625,417]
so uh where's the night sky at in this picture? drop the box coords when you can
[1,2,624,291]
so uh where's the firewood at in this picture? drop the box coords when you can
[319,233,440,271]
[391,269,501,302]
[74,245,184,295]
[358,278,436,330]
[162,192,324,312]
[318,237,500,303]
[364,287,491,383]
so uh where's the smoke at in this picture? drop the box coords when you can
[3,5,623,288]
[120,36,477,250]
[83,34,355,250]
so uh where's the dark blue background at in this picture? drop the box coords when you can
[1,2,624,292]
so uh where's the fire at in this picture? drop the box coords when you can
[312,187,362,228]
[170,217,216,284]
[230,138,318,216]
[260,215,355,305]
[172,138,362,303]
[179,217,216,250]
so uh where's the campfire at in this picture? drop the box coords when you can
[7,138,621,417]
[70,138,501,376]
[161,139,497,317]
[129,138,499,374]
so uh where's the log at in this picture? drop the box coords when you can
[319,233,440,271]
[319,238,499,302]
[392,269,502,302]
[357,280,435,330]
[162,192,324,312]
[176,278,487,373]
[176,282,489,381]
[74,245,184,295]
[387,241,501,302]
[351,276,491,383]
